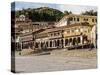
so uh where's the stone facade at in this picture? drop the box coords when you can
[13,14,97,51]
[14,14,56,50]
[34,24,92,51]
[34,27,64,50]
[19,32,34,49]
[56,14,97,27]
[63,24,92,48]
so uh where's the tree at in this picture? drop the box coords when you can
[81,10,97,16]
[15,7,72,22]
[64,11,72,15]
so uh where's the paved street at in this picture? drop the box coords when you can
[15,50,97,73]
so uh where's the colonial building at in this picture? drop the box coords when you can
[13,14,33,50]
[13,14,97,51]
[15,14,33,34]
[19,32,34,49]
[34,27,64,51]
[14,14,56,50]
[55,14,97,27]
[34,23,93,51]
[32,22,56,32]
[63,24,92,49]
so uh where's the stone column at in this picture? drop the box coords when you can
[80,36,83,48]
[52,40,53,48]
[48,40,50,48]
[80,36,83,45]
[69,38,72,46]
[53,40,55,48]
[55,39,57,48]
[63,38,65,48]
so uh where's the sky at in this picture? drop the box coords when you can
[11,1,97,14]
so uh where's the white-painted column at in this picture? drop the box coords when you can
[52,40,54,48]
[80,36,83,45]
[48,41,50,48]
[63,38,65,48]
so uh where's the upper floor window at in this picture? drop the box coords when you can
[69,17,73,21]
[95,19,97,22]
[57,32,60,35]
[54,33,57,36]
[92,19,94,22]
[84,18,88,21]
[77,18,80,21]
[74,18,76,21]
[50,33,53,36]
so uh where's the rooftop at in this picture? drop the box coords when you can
[36,23,91,35]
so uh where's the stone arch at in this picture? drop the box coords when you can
[77,37,81,44]
[69,38,72,42]
[72,38,77,45]
[65,39,68,46]
[50,40,52,47]
[57,39,60,47]
[61,39,63,48]
[46,41,48,47]
[69,38,72,45]
[41,42,43,48]
[61,39,63,44]
[42,41,47,50]
[35,42,39,48]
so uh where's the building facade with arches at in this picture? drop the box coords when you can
[34,24,92,51]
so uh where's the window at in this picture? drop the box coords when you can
[51,33,53,36]
[92,19,94,22]
[95,19,97,22]
[56,32,60,36]
[77,18,79,21]
[50,41,52,47]
[54,33,57,36]
[46,42,48,47]
[74,18,76,21]
[69,17,73,21]
[84,18,88,21]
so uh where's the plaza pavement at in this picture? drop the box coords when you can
[15,49,97,73]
